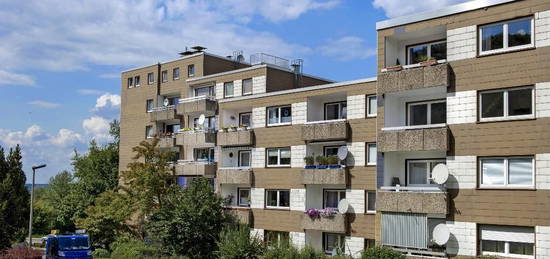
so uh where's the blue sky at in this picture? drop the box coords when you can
[0,0,468,183]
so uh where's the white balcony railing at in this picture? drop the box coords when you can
[381,123,446,131]
[380,59,447,72]
[178,95,216,103]
[303,118,346,125]
[380,185,446,192]
[151,105,176,111]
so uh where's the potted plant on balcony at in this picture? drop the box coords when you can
[327,155,341,169]
[316,155,328,169]
[220,126,229,132]
[420,57,437,67]
[239,124,249,131]
[304,208,320,218]
[229,125,238,132]
[304,156,315,169]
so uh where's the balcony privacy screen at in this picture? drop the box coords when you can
[381,212,428,249]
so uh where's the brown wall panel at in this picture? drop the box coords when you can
[252,209,303,232]
[349,214,376,239]
[349,167,377,190]
[253,168,303,189]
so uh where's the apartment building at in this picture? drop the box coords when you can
[119,0,550,258]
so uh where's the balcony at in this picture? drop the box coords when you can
[378,63,449,95]
[176,130,216,147]
[301,213,346,233]
[224,207,252,225]
[217,167,253,185]
[377,186,448,214]
[301,120,348,142]
[149,106,178,122]
[217,129,254,147]
[176,96,217,116]
[174,161,217,177]
[300,167,347,185]
[149,136,176,148]
[378,125,449,152]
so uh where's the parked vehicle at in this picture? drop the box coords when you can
[43,234,92,259]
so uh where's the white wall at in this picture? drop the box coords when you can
[220,107,252,128]
[447,25,477,62]
[305,184,346,209]
[446,156,476,189]
[347,95,366,120]
[345,237,364,258]
[535,10,550,48]
[347,142,366,167]
[383,86,446,128]
[446,221,477,257]
[346,189,365,214]
[536,82,550,118]
[536,226,550,259]
[252,107,266,128]
[251,228,264,240]
[293,102,307,124]
[536,153,550,190]
[251,147,265,168]
[305,230,323,251]
[290,189,306,211]
[382,150,446,186]
[220,184,249,206]
[252,75,266,94]
[306,94,347,122]
[290,232,306,249]
[384,28,446,66]
[291,145,306,168]
[215,82,224,100]
[220,147,251,167]
[250,188,265,208]
[447,90,477,125]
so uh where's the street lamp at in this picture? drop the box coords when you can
[28,164,46,248]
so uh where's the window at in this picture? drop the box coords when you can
[239,150,251,167]
[134,76,141,87]
[479,157,533,188]
[365,239,375,249]
[266,148,291,167]
[406,159,446,186]
[407,40,446,64]
[242,78,253,95]
[479,17,534,55]
[165,124,180,134]
[367,143,377,166]
[366,191,376,213]
[267,105,292,126]
[145,126,154,138]
[479,87,533,121]
[264,231,289,247]
[161,70,168,82]
[188,64,195,77]
[146,99,154,112]
[147,72,154,84]
[265,190,290,209]
[238,188,250,207]
[193,116,217,130]
[194,86,215,97]
[194,148,215,162]
[407,100,446,126]
[323,189,346,209]
[239,112,252,127]
[323,146,342,157]
[127,77,133,88]
[325,101,347,120]
[224,82,234,98]
[173,68,180,80]
[480,225,534,258]
[367,95,377,117]
[323,233,345,255]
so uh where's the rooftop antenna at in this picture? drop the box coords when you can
[291,59,303,88]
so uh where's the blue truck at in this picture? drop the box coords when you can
[43,234,92,259]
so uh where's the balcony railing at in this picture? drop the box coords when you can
[300,167,347,185]
[378,124,448,152]
[301,119,348,142]
[378,62,449,94]
[149,105,178,122]
[224,207,252,225]
[301,212,346,233]
[148,136,177,148]
[377,186,448,214]
[217,167,253,185]
[175,161,217,177]
[176,96,217,116]
[250,53,289,69]
[176,129,216,147]
[217,128,254,147]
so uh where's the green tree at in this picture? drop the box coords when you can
[360,246,405,259]
[43,170,78,231]
[31,187,55,235]
[216,224,264,259]
[0,145,30,249]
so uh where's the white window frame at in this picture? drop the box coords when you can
[239,112,252,127]
[407,99,446,126]
[323,189,346,209]
[367,143,377,166]
[481,240,534,259]
[161,70,168,82]
[266,148,291,167]
[188,64,195,77]
[265,189,290,209]
[134,76,141,87]
[237,188,250,207]
[267,105,292,126]
[173,67,180,80]
[366,190,376,214]
[145,126,153,138]
[479,17,535,56]
[147,72,154,85]
[324,101,347,120]
[406,40,446,65]
[194,86,215,97]
[479,86,535,122]
[264,230,289,246]
[127,77,133,88]
[242,78,253,95]
[406,159,446,186]
[238,150,251,167]
[224,81,234,98]
[479,157,534,189]
[323,233,345,255]
[367,95,377,117]
[146,99,153,113]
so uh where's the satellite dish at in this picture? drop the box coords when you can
[197,114,206,126]
[163,97,169,106]
[432,224,450,245]
[337,146,348,160]
[337,199,349,214]
[432,164,449,184]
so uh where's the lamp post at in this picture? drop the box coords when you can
[28,164,46,248]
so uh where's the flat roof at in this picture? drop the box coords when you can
[376,0,518,30]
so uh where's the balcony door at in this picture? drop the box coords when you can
[324,101,347,120]
[238,150,251,167]
[406,159,446,186]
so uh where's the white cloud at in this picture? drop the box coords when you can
[82,116,112,142]
[318,36,376,61]
[50,129,83,147]
[372,0,470,18]
[92,93,121,119]
[77,89,105,95]
[0,70,35,86]
[98,73,120,79]
[28,100,60,108]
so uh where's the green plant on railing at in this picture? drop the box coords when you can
[221,126,229,132]
[315,155,328,166]
[304,156,315,166]
[327,155,339,165]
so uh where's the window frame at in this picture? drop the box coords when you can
[323,189,346,209]
[237,188,250,207]
[323,232,345,255]
[238,150,252,167]
[265,189,290,209]
[224,81,234,98]
[193,147,215,162]
[146,99,154,113]
[161,70,168,83]
[366,190,376,214]
[478,86,535,122]
[147,72,154,85]
[406,39,447,65]
[134,76,141,87]
[324,101,347,121]
[188,64,195,77]
[266,147,291,167]
[406,99,447,126]
[264,230,289,247]
[405,159,447,186]
[173,67,180,80]
[145,126,153,138]
[239,112,252,127]
[127,77,133,88]
[367,95,377,117]
[367,143,377,166]
[479,17,535,56]
[242,78,253,95]
[194,86,215,97]
[478,156,535,189]
[266,105,292,126]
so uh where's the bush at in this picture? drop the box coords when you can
[0,248,42,259]
[263,241,301,259]
[110,237,161,259]
[92,248,110,258]
[299,246,326,259]
[360,246,405,259]
[216,224,264,259]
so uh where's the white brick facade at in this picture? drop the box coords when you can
[347,142,365,167]
[215,82,224,100]
[233,80,242,98]
[446,156,477,189]
[291,145,306,168]
[536,226,550,259]
[252,107,266,128]
[250,188,265,208]
[347,95,366,120]
[536,153,550,190]
[345,236,364,258]
[290,189,306,211]
[251,148,265,168]
[252,75,266,95]
[346,189,365,214]
[292,102,307,124]
[536,82,550,118]
[446,221,477,257]
[447,90,477,125]
[250,228,264,240]
[447,25,477,62]
[290,232,306,249]
[536,10,550,48]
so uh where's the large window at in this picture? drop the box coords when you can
[193,116,216,130]
[242,78,253,95]
[194,86,215,97]
[265,190,290,209]
[479,87,533,121]
[264,231,289,247]
[407,100,446,126]
[224,82,234,98]
[147,72,154,84]
[239,112,252,127]
[367,95,377,117]
[406,159,446,186]
[267,105,292,126]
[194,148,215,162]
[479,157,534,188]
[238,150,251,167]
[266,148,291,167]
[480,225,534,258]
[479,17,534,55]
[407,40,446,64]
[325,101,347,120]
[238,188,250,207]
[173,67,180,80]
[367,143,377,166]
[366,191,376,213]
[323,189,345,209]
[146,99,154,112]
[323,233,345,255]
